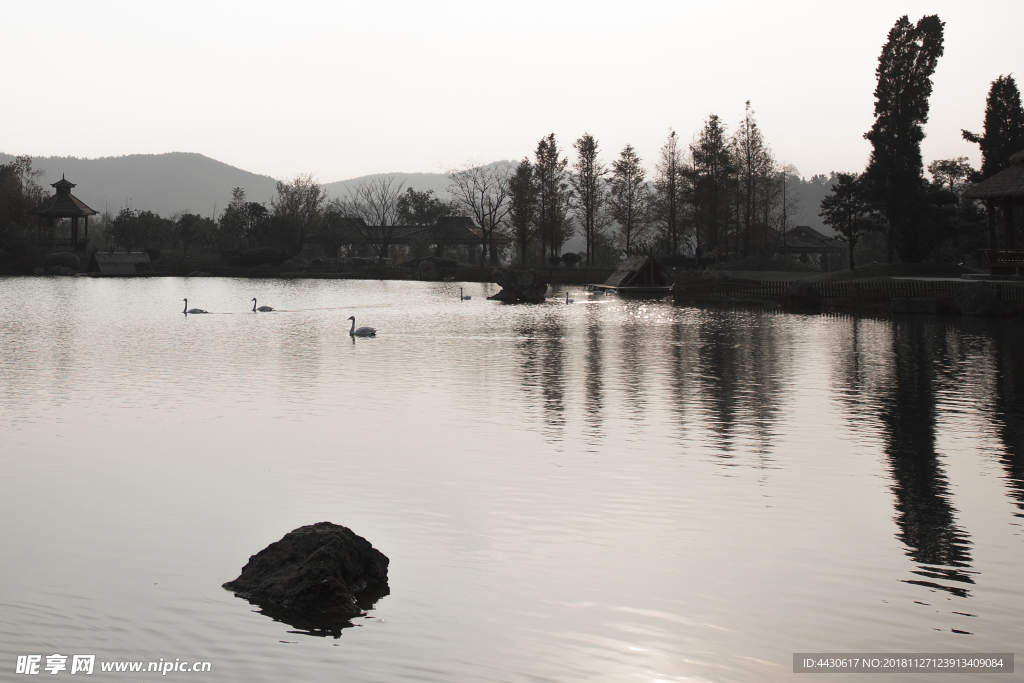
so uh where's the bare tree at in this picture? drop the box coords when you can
[342,176,406,264]
[447,161,512,266]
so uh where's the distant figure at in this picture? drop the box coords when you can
[348,316,376,337]
[686,245,694,259]
[694,244,703,269]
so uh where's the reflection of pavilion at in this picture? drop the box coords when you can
[964,150,1024,275]
[30,176,97,253]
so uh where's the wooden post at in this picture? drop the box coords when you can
[72,216,79,249]
[987,199,997,248]
[1005,203,1016,250]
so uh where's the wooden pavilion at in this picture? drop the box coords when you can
[30,175,97,253]
[964,150,1024,275]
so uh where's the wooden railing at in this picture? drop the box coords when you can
[982,250,1024,268]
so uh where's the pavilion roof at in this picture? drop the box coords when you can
[31,175,98,217]
[964,150,1024,201]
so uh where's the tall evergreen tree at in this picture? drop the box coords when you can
[864,14,945,263]
[689,114,733,254]
[736,101,770,257]
[570,133,607,266]
[652,130,685,256]
[609,144,648,256]
[962,75,1024,179]
[534,134,571,263]
[508,159,538,267]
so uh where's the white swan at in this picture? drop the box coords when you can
[183,298,208,314]
[252,298,273,312]
[460,288,471,300]
[565,292,574,304]
[348,316,376,337]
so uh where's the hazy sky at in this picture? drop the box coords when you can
[4,0,1021,183]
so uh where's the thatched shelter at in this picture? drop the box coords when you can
[594,255,673,293]
[87,252,153,276]
[964,150,1024,273]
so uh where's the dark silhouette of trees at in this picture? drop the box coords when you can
[864,14,945,263]
[570,133,608,266]
[534,134,572,264]
[397,188,455,226]
[609,144,648,256]
[175,213,213,255]
[689,114,733,256]
[447,162,512,266]
[507,158,538,267]
[652,130,685,256]
[736,101,774,257]
[819,173,873,270]
[0,156,45,241]
[927,157,974,194]
[341,176,405,264]
[270,174,326,257]
[962,75,1024,179]
[219,187,270,250]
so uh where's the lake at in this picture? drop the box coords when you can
[1,276,1022,682]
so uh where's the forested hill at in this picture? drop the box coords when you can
[0,152,279,219]
[0,151,460,219]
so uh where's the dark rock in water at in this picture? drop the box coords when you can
[186,271,211,277]
[891,297,938,314]
[781,279,822,311]
[955,281,1001,316]
[488,266,548,303]
[223,522,389,623]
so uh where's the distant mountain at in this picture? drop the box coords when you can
[1,150,834,239]
[323,172,455,201]
[0,151,485,219]
[0,152,280,219]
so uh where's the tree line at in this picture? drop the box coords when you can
[819,15,1024,269]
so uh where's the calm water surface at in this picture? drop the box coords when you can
[1,277,1022,682]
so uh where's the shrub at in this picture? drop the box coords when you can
[239,247,287,267]
[145,247,161,262]
[561,252,581,267]
[548,255,562,267]
[45,252,80,270]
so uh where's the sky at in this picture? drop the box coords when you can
[3,0,1021,183]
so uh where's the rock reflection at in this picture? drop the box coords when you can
[246,585,390,639]
[879,319,974,596]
